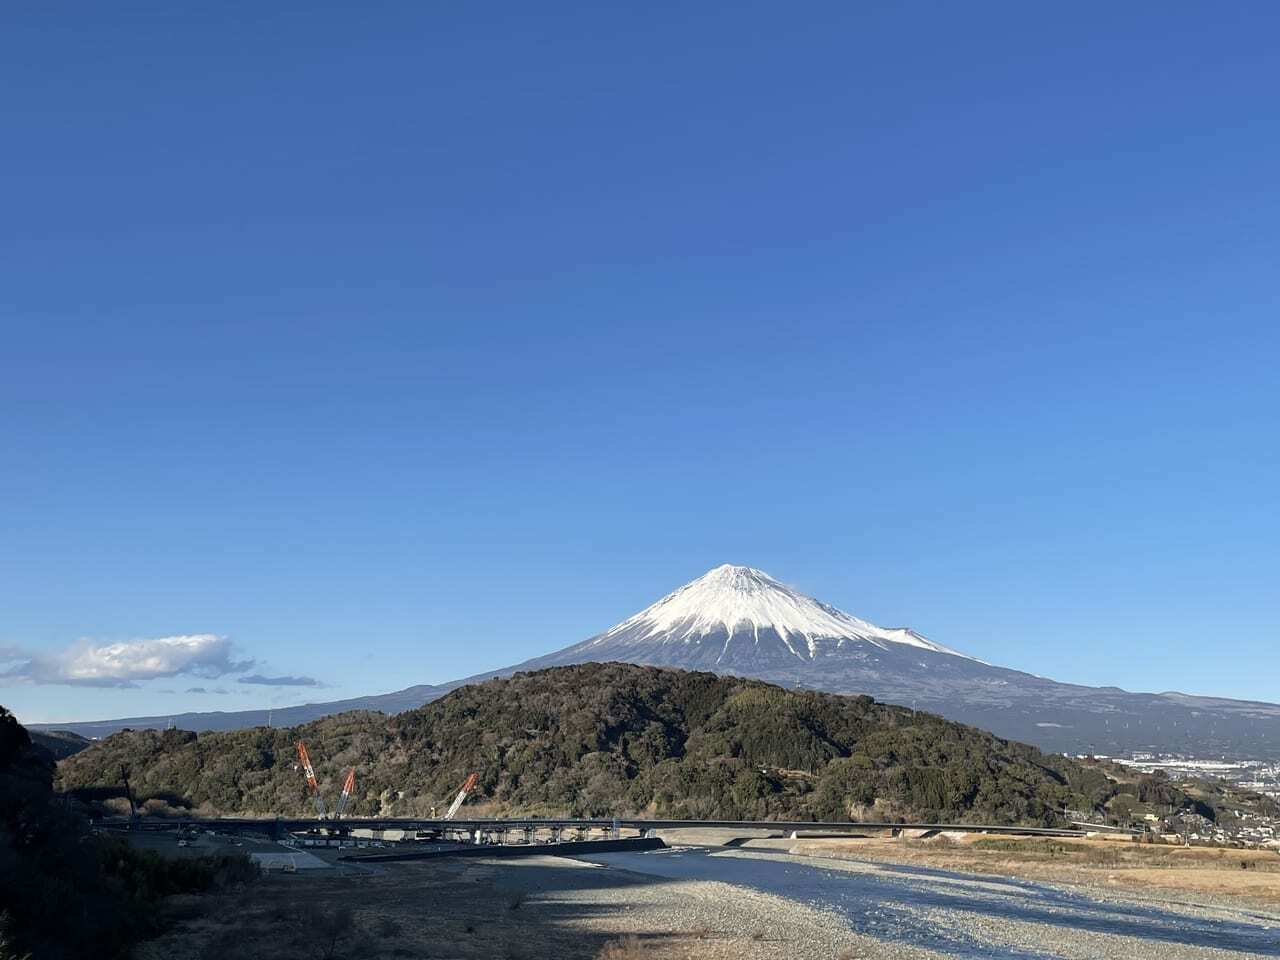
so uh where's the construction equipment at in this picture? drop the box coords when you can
[295,741,327,818]
[444,772,479,820]
[334,767,356,818]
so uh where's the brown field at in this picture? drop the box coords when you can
[789,834,1280,906]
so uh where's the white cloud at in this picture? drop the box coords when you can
[1,634,253,688]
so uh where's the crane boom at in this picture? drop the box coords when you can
[295,740,327,818]
[334,767,356,818]
[444,772,478,820]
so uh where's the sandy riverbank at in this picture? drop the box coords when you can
[132,854,942,960]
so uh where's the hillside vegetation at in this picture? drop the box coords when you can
[0,707,257,959]
[58,663,1195,826]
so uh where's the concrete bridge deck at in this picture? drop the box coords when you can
[119,815,1119,839]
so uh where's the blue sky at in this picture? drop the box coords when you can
[2,2,1277,723]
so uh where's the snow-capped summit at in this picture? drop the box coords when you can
[588,563,970,662]
[511,563,981,678]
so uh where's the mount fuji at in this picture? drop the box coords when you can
[492,564,1280,756]
[30,564,1280,755]
[516,563,981,674]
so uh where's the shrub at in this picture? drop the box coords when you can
[0,706,258,959]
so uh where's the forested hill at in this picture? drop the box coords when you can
[30,728,90,759]
[57,663,1172,826]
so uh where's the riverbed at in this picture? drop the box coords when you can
[582,846,1280,959]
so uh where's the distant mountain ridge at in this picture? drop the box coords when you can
[29,565,1280,756]
[29,684,443,739]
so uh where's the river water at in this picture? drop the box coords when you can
[582,847,1280,958]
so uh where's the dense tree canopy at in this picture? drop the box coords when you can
[56,664,1194,826]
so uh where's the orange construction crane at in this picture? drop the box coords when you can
[444,772,479,820]
[295,740,327,818]
[334,767,356,818]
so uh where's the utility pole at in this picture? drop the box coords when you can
[120,765,137,821]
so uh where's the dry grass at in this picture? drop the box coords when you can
[134,859,809,960]
[597,936,647,959]
[134,869,618,960]
[792,836,1280,905]
[594,932,751,959]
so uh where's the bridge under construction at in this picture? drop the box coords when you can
[126,814,1115,843]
